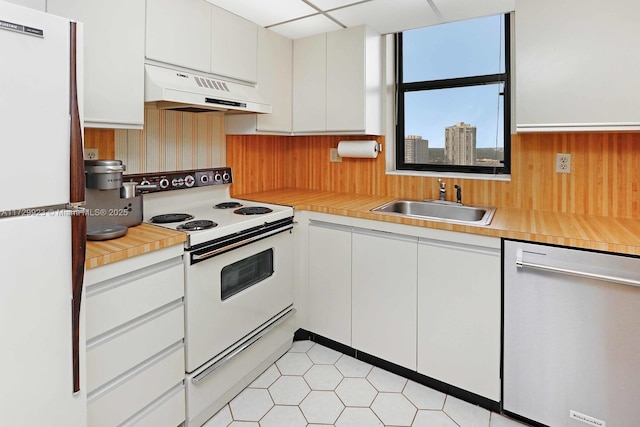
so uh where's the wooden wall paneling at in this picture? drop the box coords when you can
[84,128,115,159]
[228,132,640,219]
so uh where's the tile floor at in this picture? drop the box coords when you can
[203,340,530,427]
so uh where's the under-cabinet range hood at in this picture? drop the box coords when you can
[144,64,271,114]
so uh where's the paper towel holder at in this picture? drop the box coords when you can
[337,140,383,153]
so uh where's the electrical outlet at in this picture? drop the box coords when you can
[556,153,571,173]
[330,148,342,163]
[84,148,99,160]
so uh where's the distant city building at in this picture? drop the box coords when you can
[445,122,476,166]
[404,135,429,163]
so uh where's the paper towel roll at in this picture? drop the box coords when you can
[337,140,380,159]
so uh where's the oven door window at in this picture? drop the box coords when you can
[221,248,274,300]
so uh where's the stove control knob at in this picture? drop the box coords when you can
[141,179,150,186]
[171,178,179,187]
[222,172,230,182]
[214,173,222,182]
[200,174,209,184]
[185,175,195,187]
[159,178,169,189]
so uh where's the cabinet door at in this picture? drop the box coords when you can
[352,229,417,370]
[48,0,145,129]
[4,0,45,10]
[308,221,352,346]
[515,0,640,131]
[417,238,501,401]
[326,26,365,132]
[293,33,327,133]
[145,0,210,73]
[256,27,293,133]
[210,5,257,83]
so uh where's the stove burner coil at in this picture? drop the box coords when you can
[234,206,273,215]
[214,202,243,209]
[150,213,194,224]
[177,220,217,231]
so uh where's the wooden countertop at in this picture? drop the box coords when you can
[85,223,186,269]
[236,188,640,256]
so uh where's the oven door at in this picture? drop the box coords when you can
[184,223,294,373]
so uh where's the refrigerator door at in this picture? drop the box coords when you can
[0,213,85,426]
[0,2,71,211]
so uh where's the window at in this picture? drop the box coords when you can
[396,14,511,174]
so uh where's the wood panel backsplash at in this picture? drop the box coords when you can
[227,132,640,219]
[84,108,225,174]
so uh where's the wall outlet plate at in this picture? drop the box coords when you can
[85,148,99,160]
[330,148,342,163]
[556,153,571,173]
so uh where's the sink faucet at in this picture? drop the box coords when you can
[437,179,446,201]
[454,184,462,204]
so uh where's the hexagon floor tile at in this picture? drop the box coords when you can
[203,340,532,427]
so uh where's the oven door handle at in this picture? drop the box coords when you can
[192,224,292,262]
[191,307,296,384]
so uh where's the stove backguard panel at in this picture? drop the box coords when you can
[125,167,232,194]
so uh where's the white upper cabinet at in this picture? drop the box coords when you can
[326,26,381,134]
[145,0,211,73]
[210,6,257,84]
[145,0,259,84]
[225,26,293,134]
[48,0,145,129]
[515,0,640,132]
[293,33,327,133]
[256,27,292,132]
[293,25,383,135]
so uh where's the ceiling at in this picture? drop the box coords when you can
[205,0,515,39]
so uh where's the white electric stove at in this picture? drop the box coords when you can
[126,168,297,427]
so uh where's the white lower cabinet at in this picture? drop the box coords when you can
[308,220,352,346]
[352,228,418,370]
[304,214,502,402]
[84,246,186,427]
[417,236,501,401]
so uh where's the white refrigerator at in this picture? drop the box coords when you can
[0,2,86,425]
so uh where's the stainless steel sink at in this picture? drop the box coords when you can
[370,200,496,226]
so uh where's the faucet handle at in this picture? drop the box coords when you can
[438,178,446,190]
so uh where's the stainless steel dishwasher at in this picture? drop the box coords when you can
[503,240,640,427]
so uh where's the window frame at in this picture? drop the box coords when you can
[395,14,512,175]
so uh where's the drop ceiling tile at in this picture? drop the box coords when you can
[268,14,343,39]
[327,0,441,34]
[205,0,317,27]
[309,0,368,11]
[432,0,515,23]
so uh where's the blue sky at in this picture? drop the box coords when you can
[402,14,505,149]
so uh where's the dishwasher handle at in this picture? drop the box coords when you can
[516,248,640,289]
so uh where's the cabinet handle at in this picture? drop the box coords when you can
[191,307,296,384]
[516,249,640,288]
